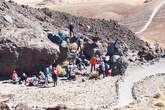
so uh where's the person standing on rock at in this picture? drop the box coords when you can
[68,22,75,38]
[51,67,58,87]
[90,54,97,73]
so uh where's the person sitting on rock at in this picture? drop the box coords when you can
[51,67,58,87]
[18,73,27,84]
[68,22,75,38]
[75,56,86,70]
[39,71,45,80]
[80,54,89,66]
[90,54,97,73]
[11,70,18,84]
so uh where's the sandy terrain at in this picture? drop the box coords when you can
[124,73,165,110]
[138,6,165,48]
[0,76,119,109]
[117,59,165,108]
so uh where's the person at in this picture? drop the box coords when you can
[107,39,118,58]
[51,67,58,87]
[11,70,18,84]
[44,67,50,86]
[68,23,74,37]
[66,61,73,80]
[18,73,27,84]
[58,30,65,41]
[39,71,45,80]
[90,54,97,73]
[75,56,86,70]
[99,61,106,77]
[76,36,84,52]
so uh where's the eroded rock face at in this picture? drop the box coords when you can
[0,28,59,75]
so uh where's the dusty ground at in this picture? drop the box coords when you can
[0,76,119,109]
[137,6,165,48]
[122,73,165,110]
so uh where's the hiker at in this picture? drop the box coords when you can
[107,39,118,58]
[68,23,75,37]
[58,30,65,41]
[51,67,58,87]
[18,73,27,84]
[44,67,50,86]
[105,62,110,76]
[76,36,84,52]
[66,61,73,80]
[75,56,86,70]
[98,61,106,77]
[90,54,97,73]
[11,70,18,84]
[104,55,110,64]
[80,54,89,66]
[39,71,45,80]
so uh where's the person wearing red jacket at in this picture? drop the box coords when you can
[90,54,97,73]
[51,67,58,87]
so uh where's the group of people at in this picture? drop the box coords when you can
[11,66,58,87]
[10,22,119,87]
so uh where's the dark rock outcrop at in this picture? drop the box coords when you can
[0,1,60,75]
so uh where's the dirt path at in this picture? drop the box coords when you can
[0,76,119,109]
[135,0,165,34]
[117,59,165,108]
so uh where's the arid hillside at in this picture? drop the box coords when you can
[11,0,165,48]
[11,0,146,20]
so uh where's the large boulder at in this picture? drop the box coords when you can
[0,28,59,76]
[109,55,128,76]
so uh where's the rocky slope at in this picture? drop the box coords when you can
[12,0,165,48]
[0,0,151,76]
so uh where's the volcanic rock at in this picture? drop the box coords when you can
[0,0,156,76]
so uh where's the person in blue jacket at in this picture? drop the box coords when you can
[44,67,51,86]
